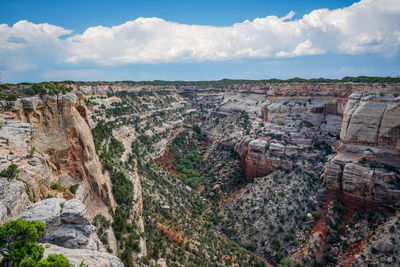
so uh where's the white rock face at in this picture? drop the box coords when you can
[0,120,33,151]
[0,179,31,224]
[61,198,90,225]
[19,198,102,251]
[324,93,400,205]
[19,198,64,227]
[43,244,124,267]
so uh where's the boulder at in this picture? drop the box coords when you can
[248,140,268,153]
[19,198,102,251]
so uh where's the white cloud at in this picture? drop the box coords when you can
[0,0,399,71]
[0,20,72,72]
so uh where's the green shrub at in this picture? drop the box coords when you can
[0,219,69,266]
[0,163,20,181]
[35,254,70,267]
[369,161,377,168]
[278,257,294,267]
[50,182,67,191]
[110,171,134,207]
[359,157,367,164]
[27,147,35,158]
[69,184,79,195]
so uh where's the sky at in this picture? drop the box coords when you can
[0,0,399,83]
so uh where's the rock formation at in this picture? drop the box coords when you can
[0,92,118,252]
[43,244,124,267]
[0,179,31,224]
[24,93,115,210]
[233,96,344,179]
[18,198,123,266]
[324,92,400,206]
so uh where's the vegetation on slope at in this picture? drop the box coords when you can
[1,75,399,101]
[0,82,72,101]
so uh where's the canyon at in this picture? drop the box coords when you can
[0,80,399,266]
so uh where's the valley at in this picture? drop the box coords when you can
[0,79,399,266]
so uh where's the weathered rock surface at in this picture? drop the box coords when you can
[0,118,54,201]
[61,198,91,225]
[0,179,31,224]
[19,198,102,250]
[0,119,33,161]
[43,243,124,267]
[324,93,400,206]
[24,94,115,210]
[235,137,293,179]
[232,96,344,179]
[340,93,400,149]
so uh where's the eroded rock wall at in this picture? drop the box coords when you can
[234,96,344,179]
[21,93,116,211]
[324,92,400,206]
[0,92,118,253]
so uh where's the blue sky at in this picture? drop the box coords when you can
[0,0,399,82]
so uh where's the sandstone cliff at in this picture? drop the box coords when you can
[0,92,118,252]
[234,95,344,179]
[324,92,400,206]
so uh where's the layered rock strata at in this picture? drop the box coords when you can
[19,198,123,267]
[324,93,400,206]
[234,96,344,179]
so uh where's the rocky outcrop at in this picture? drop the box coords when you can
[0,93,119,253]
[228,82,399,97]
[19,198,102,250]
[17,197,123,266]
[0,119,33,162]
[70,82,174,96]
[340,93,400,151]
[235,138,293,179]
[324,93,400,206]
[0,118,53,200]
[0,179,31,224]
[20,93,116,213]
[234,96,344,179]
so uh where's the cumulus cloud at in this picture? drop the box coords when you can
[0,20,72,72]
[0,0,399,71]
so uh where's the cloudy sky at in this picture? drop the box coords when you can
[1,0,399,83]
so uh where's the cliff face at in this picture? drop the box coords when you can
[227,82,399,97]
[324,93,400,206]
[211,83,400,207]
[70,82,175,96]
[220,84,400,203]
[0,92,118,252]
[234,95,345,179]
[20,93,116,211]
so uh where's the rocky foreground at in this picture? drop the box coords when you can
[0,81,399,266]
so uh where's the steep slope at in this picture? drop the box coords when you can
[0,90,119,256]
